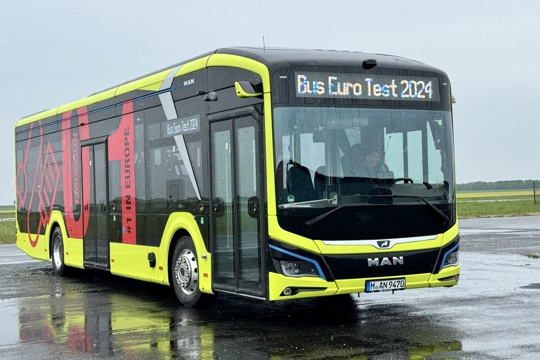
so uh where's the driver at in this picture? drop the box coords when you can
[342,143,388,178]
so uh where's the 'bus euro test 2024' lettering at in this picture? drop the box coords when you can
[296,73,434,100]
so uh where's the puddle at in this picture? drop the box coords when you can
[0,298,20,347]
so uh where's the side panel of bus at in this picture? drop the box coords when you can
[15,61,211,284]
[15,56,272,300]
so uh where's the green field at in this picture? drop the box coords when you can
[2,190,539,244]
[457,189,540,218]
[457,199,540,218]
[0,207,15,245]
[457,189,536,201]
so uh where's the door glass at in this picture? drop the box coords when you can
[84,143,109,268]
[211,115,262,294]
[212,128,234,284]
[84,145,96,264]
[236,125,260,285]
[94,143,108,266]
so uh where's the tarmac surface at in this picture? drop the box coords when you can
[0,216,539,359]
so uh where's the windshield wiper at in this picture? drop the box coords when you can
[303,193,449,230]
[304,194,366,230]
[370,194,449,224]
[278,196,338,209]
[303,202,359,230]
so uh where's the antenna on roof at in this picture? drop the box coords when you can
[262,36,266,52]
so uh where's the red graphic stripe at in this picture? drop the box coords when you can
[23,123,43,247]
[61,108,90,239]
[108,101,137,244]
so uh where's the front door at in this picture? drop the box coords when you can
[82,141,109,269]
[210,110,264,298]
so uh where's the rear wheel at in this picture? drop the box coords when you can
[51,227,68,277]
[171,236,214,307]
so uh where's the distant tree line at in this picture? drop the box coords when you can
[457,180,540,191]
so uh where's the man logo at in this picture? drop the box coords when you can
[377,240,391,248]
[367,256,404,267]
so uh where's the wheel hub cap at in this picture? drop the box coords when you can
[175,249,198,295]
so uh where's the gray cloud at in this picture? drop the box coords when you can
[2,0,539,204]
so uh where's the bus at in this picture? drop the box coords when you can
[15,47,460,306]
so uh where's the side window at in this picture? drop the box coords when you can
[146,138,202,203]
[184,138,202,199]
[146,97,205,208]
[148,144,176,202]
[134,122,146,201]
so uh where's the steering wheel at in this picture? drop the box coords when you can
[394,177,413,184]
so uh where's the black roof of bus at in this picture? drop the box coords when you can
[17,47,446,125]
[214,47,445,74]
[87,46,445,99]
[116,47,446,91]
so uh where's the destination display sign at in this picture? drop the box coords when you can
[295,72,440,102]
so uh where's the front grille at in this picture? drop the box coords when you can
[324,248,440,279]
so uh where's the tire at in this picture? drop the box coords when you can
[51,227,68,277]
[171,236,214,307]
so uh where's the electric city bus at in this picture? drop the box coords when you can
[15,47,460,306]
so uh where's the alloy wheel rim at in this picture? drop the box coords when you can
[53,236,62,269]
[175,249,198,295]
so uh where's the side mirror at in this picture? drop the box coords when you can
[235,81,263,98]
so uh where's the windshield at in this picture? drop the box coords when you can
[273,106,455,240]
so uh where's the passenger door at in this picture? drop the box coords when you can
[81,140,109,269]
[209,108,265,298]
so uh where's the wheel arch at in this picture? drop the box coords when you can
[48,223,61,261]
[160,213,213,294]
[47,210,68,260]
[167,228,190,287]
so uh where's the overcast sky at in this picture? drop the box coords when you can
[1,1,539,204]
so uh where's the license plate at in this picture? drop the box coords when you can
[366,278,405,292]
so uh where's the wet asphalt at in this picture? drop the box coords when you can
[1,216,539,359]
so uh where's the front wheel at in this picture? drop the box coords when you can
[51,227,69,277]
[171,236,214,307]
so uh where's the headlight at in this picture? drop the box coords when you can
[443,250,459,268]
[270,243,327,280]
[280,260,319,277]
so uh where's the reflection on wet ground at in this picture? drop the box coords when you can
[2,264,464,359]
[3,214,540,359]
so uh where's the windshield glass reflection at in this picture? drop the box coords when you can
[274,107,454,208]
